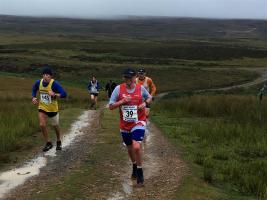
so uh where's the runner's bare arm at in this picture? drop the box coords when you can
[109,100,123,110]
[149,78,156,96]
[109,96,131,110]
[138,96,152,110]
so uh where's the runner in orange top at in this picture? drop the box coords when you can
[136,68,156,117]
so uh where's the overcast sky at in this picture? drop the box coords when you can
[0,0,267,20]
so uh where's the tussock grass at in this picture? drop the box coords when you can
[0,99,38,152]
[153,95,267,198]
[0,76,94,164]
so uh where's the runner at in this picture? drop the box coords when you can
[136,67,156,118]
[88,75,100,109]
[105,80,117,99]
[109,68,152,186]
[32,66,67,152]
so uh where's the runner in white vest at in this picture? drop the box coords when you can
[87,75,100,109]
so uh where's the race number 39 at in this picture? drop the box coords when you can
[122,105,138,122]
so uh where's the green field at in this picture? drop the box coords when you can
[0,32,261,93]
[1,15,267,199]
[152,95,267,199]
[0,75,91,169]
[1,16,267,92]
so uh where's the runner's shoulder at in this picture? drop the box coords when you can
[52,80,63,87]
[145,76,151,81]
[33,79,41,87]
[113,85,121,93]
[146,77,153,84]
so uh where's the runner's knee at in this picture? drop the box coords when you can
[39,123,46,129]
[132,141,141,151]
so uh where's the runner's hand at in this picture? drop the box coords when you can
[121,96,131,104]
[32,97,38,105]
[48,91,56,97]
[138,102,146,110]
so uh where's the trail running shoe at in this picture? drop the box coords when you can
[137,168,144,185]
[131,164,137,179]
[42,142,53,152]
[56,141,62,150]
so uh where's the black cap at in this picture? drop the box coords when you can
[123,68,136,78]
[42,66,53,76]
[138,68,146,74]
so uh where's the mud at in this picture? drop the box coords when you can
[107,122,188,200]
[3,110,100,200]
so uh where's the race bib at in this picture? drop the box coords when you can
[122,105,138,122]
[40,93,51,105]
[91,86,97,93]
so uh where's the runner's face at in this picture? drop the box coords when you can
[43,74,52,82]
[138,73,146,80]
[124,76,136,87]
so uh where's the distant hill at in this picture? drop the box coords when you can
[0,15,267,38]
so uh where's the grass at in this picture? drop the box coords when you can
[152,95,267,199]
[0,75,96,168]
[174,176,254,200]
[1,16,267,199]
[0,32,263,93]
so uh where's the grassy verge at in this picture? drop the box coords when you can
[30,108,127,199]
[152,95,267,200]
[0,75,95,169]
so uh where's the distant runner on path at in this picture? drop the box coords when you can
[105,80,117,99]
[88,75,100,109]
[32,66,67,152]
[136,67,156,118]
[109,68,152,186]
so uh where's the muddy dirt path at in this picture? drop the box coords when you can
[1,110,101,200]
[1,108,187,200]
[2,68,266,199]
[108,122,188,200]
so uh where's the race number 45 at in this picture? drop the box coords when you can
[40,93,52,105]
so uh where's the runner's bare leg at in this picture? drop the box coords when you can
[53,125,61,141]
[132,141,142,166]
[127,145,136,163]
[39,112,49,142]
